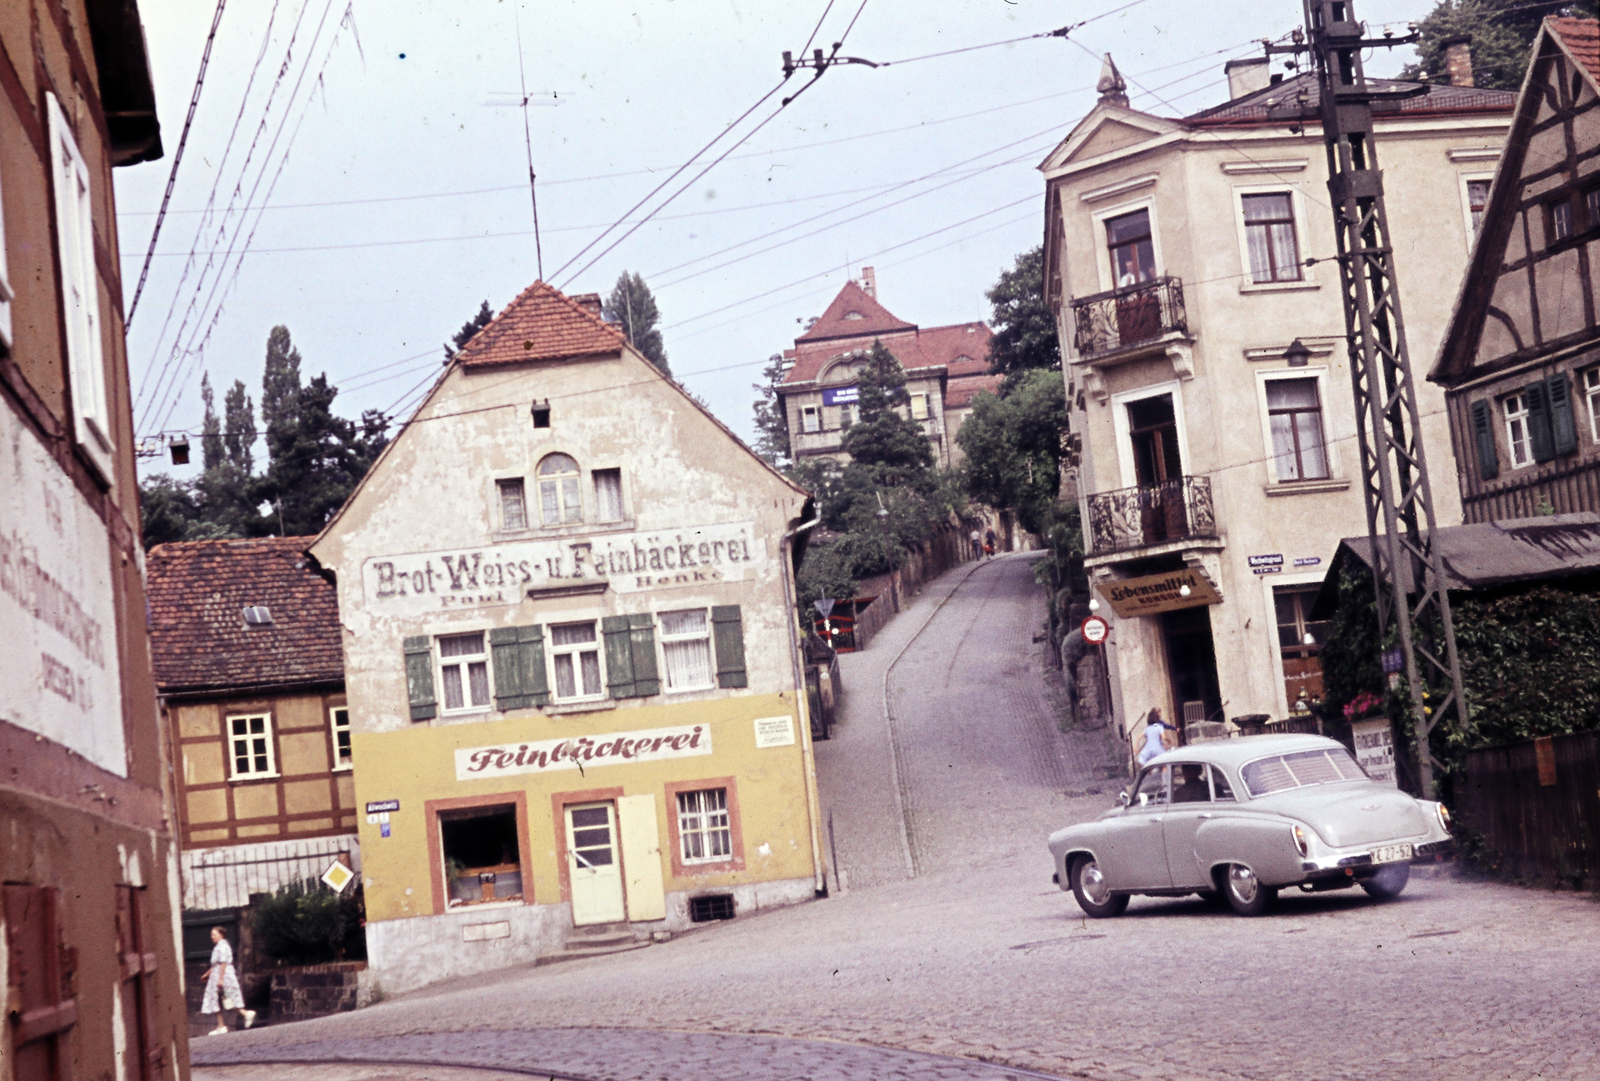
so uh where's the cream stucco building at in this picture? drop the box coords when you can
[309,283,822,994]
[1041,56,1514,744]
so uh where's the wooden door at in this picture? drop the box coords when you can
[566,802,626,925]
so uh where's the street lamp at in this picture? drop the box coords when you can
[1284,338,1313,367]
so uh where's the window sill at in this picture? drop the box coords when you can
[1264,479,1350,496]
[543,699,618,716]
[494,519,636,541]
[1239,279,1320,294]
[228,773,281,784]
[444,898,526,911]
[332,764,353,773]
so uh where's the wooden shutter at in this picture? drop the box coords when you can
[115,886,164,1080]
[603,615,636,698]
[627,613,659,696]
[5,885,77,1077]
[491,625,548,710]
[1525,381,1556,462]
[402,636,437,721]
[1470,399,1499,480]
[1547,373,1578,455]
[712,605,748,689]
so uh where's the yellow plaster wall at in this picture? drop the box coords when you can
[232,783,278,822]
[283,779,331,817]
[279,731,332,777]
[351,692,815,923]
[184,743,225,787]
[178,703,218,740]
[185,788,227,827]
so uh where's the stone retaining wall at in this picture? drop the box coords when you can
[269,961,374,1022]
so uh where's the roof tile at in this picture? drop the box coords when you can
[1186,71,1514,126]
[796,281,916,344]
[456,281,627,368]
[1550,17,1600,85]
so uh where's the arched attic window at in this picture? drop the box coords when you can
[537,453,582,525]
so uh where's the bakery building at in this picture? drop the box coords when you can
[308,283,823,994]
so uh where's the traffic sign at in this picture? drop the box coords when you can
[1080,615,1109,644]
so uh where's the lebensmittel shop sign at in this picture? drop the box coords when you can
[1099,568,1221,618]
[454,724,712,781]
[364,521,758,614]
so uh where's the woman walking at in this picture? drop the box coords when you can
[201,926,255,1034]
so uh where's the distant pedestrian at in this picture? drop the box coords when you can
[201,926,255,1035]
[1137,709,1172,766]
[969,528,982,560]
[984,528,997,558]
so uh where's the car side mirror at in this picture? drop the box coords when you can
[1117,790,1131,807]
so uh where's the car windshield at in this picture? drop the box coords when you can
[1240,747,1368,796]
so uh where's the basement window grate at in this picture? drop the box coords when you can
[687,894,735,922]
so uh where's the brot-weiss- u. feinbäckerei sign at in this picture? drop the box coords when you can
[454,724,712,781]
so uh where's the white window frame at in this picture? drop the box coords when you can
[496,477,529,531]
[1090,195,1164,294]
[1257,568,1329,720]
[1109,380,1191,490]
[1254,366,1340,484]
[676,788,732,864]
[1458,172,1496,251]
[909,392,929,421]
[657,608,715,693]
[1504,392,1533,468]
[226,713,278,781]
[800,404,820,433]
[437,631,492,714]
[329,706,352,771]
[47,92,112,479]
[548,620,605,703]
[536,453,583,525]
[1584,368,1600,442]
[1231,183,1318,293]
[593,468,625,522]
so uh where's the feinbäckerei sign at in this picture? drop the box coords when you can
[364,522,758,613]
[454,724,711,781]
[1099,568,1221,618]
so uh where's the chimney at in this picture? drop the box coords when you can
[1224,57,1271,100]
[1442,35,1474,88]
[571,292,604,318]
[1096,54,1129,107]
[861,266,877,299]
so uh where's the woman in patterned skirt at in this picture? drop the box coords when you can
[201,926,255,1034]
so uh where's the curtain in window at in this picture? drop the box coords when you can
[1242,194,1300,283]
[660,610,712,689]
[677,788,731,861]
[1266,379,1327,480]
[551,623,601,697]
[594,470,624,521]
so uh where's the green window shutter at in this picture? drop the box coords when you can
[1526,381,1556,462]
[603,615,636,699]
[1547,373,1578,454]
[402,636,437,721]
[522,624,550,706]
[1470,399,1498,480]
[627,613,660,696]
[490,626,540,711]
[712,605,748,689]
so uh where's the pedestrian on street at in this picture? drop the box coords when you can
[202,926,255,1035]
[984,528,997,558]
[969,528,982,560]
[1137,709,1171,766]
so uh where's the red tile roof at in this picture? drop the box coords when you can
[146,537,343,692]
[796,281,916,344]
[782,320,993,386]
[1550,18,1600,85]
[456,281,627,368]
[945,373,1004,409]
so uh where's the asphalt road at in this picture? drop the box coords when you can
[194,554,1600,1081]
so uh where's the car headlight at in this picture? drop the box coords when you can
[1436,803,1452,834]
[1292,824,1309,856]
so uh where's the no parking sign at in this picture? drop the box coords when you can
[1080,615,1109,644]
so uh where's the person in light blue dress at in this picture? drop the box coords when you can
[201,927,255,1034]
[1137,709,1171,766]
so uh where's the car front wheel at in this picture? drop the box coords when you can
[1361,861,1410,900]
[1221,863,1275,916]
[1069,855,1128,919]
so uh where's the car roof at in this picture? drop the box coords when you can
[1151,733,1345,771]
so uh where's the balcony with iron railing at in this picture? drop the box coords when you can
[1086,474,1220,557]
[1071,276,1189,364]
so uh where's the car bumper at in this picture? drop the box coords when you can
[1298,838,1455,879]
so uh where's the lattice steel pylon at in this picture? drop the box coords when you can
[1267,1,1469,797]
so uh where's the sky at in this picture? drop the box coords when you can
[115,0,1439,476]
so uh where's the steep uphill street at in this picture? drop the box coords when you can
[195,556,1600,1081]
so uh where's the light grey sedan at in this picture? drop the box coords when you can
[1048,734,1455,917]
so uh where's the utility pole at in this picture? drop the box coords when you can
[1268,1,1468,797]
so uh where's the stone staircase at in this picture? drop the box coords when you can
[538,921,657,966]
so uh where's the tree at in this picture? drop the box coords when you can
[956,369,1068,535]
[751,353,791,467]
[445,300,495,360]
[603,271,670,375]
[840,341,934,483]
[1401,1,1596,92]
[985,245,1060,380]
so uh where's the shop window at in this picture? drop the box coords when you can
[1241,193,1303,283]
[659,609,714,691]
[1274,586,1328,713]
[550,621,604,700]
[438,632,491,712]
[594,468,625,522]
[676,788,732,863]
[537,453,582,524]
[497,478,528,530]
[1265,377,1330,481]
[1106,208,1156,287]
[227,714,276,779]
[439,805,523,906]
[329,706,352,770]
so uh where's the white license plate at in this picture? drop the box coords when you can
[1370,843,1413,864]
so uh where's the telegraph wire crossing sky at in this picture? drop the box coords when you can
[114,0,1433,464]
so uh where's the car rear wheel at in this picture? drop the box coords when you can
[1221,863,1275,916]
[1069,855,1128,919]
[1360,861,1410,900]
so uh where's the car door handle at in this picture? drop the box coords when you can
[1198,813,1213,820]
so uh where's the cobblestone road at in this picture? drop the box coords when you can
[195,555,1600,1081]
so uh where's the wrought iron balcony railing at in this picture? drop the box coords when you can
[1070,276,1188,361]
[1086,475,1218,556]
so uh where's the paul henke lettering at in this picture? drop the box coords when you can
[454,724,712,781]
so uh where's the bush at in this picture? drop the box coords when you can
[252,880,366,966]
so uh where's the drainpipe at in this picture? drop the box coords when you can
[780,513,826,895]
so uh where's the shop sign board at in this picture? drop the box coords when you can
[455,724,711,781]
[821,386,859,406]
[1099,569,1221,618]
[1351,718,1397,786]
[753,715,795,748]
